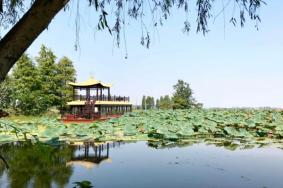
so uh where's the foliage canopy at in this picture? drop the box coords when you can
[0,0,266,44]
[172,79,202,109]
[1,109,283,145]
[8,45,76,115]
[0,77,11,110]
[0,0,266,81]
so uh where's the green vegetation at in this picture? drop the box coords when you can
[159,95,172,110]
[146,79,202,110]
[2,45,76,116]
[172,80,202,109]
[0,77,11,114]
[0,0,264,82]
[0,142,73,187]
[1,109,283,146]
[73,181,94,188]
[141,96,155,110]
[155,99,160,109]
[56,57,77,111]
[11,54,47,115]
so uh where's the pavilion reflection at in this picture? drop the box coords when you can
[0,141,123,188]
[67,142,124,168]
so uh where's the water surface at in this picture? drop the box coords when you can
[0,141,283,188]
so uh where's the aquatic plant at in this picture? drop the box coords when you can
[1,109,283,145]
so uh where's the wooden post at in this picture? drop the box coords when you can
[108,88,110,100]
[72,87,75,100]
[86,87,90,100]
[106,143,109,157]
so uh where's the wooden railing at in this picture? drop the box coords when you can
[73,95,130,102]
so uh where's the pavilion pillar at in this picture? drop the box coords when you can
[108,88,110,100]
[86,87,90,100]
[100,88,102,100]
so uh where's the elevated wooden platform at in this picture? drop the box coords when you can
[61,114,121,124]
[65,76,132,122]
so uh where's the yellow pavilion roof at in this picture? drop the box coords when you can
[68,77,112,88]
[67,100,132,106]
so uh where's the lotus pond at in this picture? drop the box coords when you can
[1,109,283,145]
[1,109,283,187]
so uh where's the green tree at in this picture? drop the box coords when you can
[160,95,172,110]
[0,76,11,117]
[0,76,11,110]
[156,99,160,109]
[146,96,155,109]
[141,96,146,110]
[36,45,59,108]
[159,96,164,107]
[151,97,155,109]
[148,97,151,109]
[56,57,76,112]
[172,80,201,109]
[0,0,264,82]
[0,143,73,188]
[11,54,47,115]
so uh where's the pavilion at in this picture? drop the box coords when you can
[65,77,132,120]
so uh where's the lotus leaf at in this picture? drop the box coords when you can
[1,109,283,144]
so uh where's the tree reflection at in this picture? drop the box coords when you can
[147,138,276,150]
[0,156,6,177]
[0,141,118,188]
[0,142,73,188]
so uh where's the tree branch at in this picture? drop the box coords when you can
[0,154,9,169]
[0,0,69,82]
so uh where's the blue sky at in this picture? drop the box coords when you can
[24,0,283,107]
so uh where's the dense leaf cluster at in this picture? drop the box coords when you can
[7,45,76,115]
[1,109,283,145]
[172,79,202,109]
[151,79,201,110]
[0,77,11,110]
[141,96,155,110]
[0,142,72,187]
[0,0,265,47]
[158,95,172,109]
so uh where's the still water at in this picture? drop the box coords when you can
[0,141,283,188]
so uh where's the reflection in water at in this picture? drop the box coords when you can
[0,142,122,188]
[67,142,123,169]
[0,142,71,188]
[0,139,283,188]
[147,137,283,151]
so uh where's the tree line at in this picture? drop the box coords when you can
[141,80,202,110]
[0,45,76,115]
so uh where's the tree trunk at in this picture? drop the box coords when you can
[0,0,70,82]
